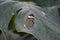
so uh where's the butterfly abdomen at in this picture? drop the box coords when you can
[24,13,34,30]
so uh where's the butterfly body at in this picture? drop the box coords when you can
[24,14,34,30]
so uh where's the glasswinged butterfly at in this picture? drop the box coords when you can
[24,13,34,30]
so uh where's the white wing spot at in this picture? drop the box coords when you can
[28,16,34,18]
[24,24,26,27]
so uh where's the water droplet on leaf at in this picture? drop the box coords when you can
[12,13,14,15]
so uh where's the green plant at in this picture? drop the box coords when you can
[0,0,60,40]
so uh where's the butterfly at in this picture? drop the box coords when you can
[24,14,35,30]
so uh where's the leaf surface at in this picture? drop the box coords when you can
[14,2,60,40]
[0,1,22,40]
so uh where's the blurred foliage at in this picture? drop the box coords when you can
[0,0,60,40]
[13,0,60,7]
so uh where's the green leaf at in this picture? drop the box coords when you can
[14,0,33,2]
[14,2,60,40]
[34,0,60,7]
[8,8,22,30]
[0,1,22,40]
[12,0,60,7]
